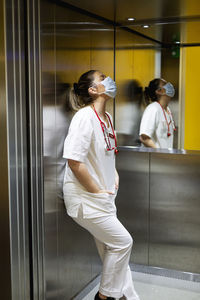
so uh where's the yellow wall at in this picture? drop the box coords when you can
[182,0,200,150]
[184,47,200,150]
[116,48,155,104]
[116,48,155,87]
[116,29,156,104]
[55,48,114,114]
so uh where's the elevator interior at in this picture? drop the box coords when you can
[40,0,200,299]
[1,0,200,300]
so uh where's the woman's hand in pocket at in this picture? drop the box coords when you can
[97,190,115,195]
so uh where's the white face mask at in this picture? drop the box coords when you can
[100,76,117,98]
[163,82,175,98]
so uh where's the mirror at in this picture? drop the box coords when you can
[115,28,180,149]
[114,0,200,151]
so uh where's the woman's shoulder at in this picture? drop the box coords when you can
[73,106,93,121]
[145,101,160,113]
[68,106,94,132]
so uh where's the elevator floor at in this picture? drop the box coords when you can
[82,271,200,300]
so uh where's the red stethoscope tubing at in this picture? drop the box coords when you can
[157,102,176,137]
[92,105,119,154]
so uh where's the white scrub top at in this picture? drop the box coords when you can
[63,106,117,218]
[139,102,174,149]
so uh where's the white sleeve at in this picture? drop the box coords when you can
[63,112,93,163]
[139,105,158,138]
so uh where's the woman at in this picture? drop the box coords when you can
[63,70,140,300]
[139,78,176,149]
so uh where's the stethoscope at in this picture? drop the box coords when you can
[92,105,119,154]
[157,102,176,137]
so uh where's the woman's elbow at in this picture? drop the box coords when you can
[68,159,80,171]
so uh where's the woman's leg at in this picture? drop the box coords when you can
[120,266,139,300]
[95,238,139,300]
[94,238,106,261]
[73,213,140,299]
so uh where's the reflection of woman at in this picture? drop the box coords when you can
[63,70,140,300]
[139,78,176,149]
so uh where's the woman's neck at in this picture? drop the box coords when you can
[92,97,110,126]
[158,96,170,110]
[92,97,106,117]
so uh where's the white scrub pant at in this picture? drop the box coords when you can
[72,209,140,300]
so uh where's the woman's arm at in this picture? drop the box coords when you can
[115,169,119,190]
[68,159,114,194]
[140,134,157,148]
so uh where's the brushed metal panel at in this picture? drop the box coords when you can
[149,153,200,273]
[57,200,101,299]
[0,1,11,299]
[41,1,59,300]
[116,149,149,265]
[4,0,31,299]
[27,0,45,298]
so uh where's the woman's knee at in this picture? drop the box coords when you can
[126,234,133,248]
[119,233,133,251]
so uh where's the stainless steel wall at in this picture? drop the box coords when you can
[116,150,149,265]
[3,1,31,299]
[0,0,11,299]
[116,148,200,274]
[149,152,200,273]
[2,1,44,299]
[41,1,114,298]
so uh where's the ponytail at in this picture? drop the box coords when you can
[69,70,97,111]
[69,87,84,111]
[144,78,161,105]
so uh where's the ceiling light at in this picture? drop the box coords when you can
[142,25,150,28]
[175,41,180,44]
[128,18,135,21]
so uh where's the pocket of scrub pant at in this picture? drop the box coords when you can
[83,191,116,213]
[63,183,81,210]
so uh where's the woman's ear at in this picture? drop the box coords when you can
[155,89,160,96]
[88,86,98,96]
[155,87,164,96]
